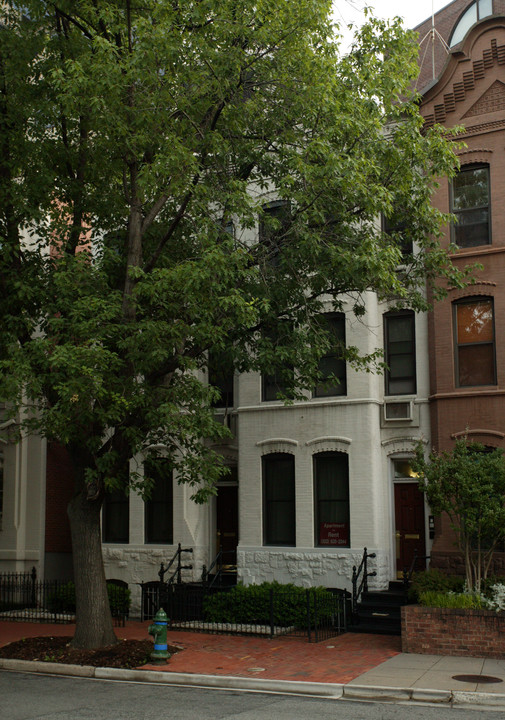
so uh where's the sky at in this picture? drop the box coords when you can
[333,0,455,48]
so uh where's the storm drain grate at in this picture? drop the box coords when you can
[452,674,503,684]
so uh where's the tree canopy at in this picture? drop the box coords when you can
[0,0,468,647]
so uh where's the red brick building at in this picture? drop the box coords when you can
[417,0,505,574]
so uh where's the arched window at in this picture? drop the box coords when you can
[450,0,493,47]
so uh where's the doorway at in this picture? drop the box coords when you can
[216,483,238,566]
[394,479,426,578]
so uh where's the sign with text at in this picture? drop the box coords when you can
[319,522,349,546]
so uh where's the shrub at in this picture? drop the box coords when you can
[203,581,337,627]
[46,582,76,613]
[46,582,130,616]
[408,569,464,602]
[418,591,485,610]
[484,583,505,613]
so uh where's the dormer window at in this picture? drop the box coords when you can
[450,0,493,47]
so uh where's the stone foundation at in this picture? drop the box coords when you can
[236,547,390,591]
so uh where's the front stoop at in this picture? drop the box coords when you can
[349,581,406,635]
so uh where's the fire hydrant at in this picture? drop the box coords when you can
[148,608,170,663]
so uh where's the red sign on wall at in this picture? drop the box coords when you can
[319,522,349,546]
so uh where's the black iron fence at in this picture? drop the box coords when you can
[140,582,348,642]
[0,569,128,626]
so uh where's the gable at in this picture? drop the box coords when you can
[463,79,505,116]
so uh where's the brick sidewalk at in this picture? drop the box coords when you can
[0,620,401,684]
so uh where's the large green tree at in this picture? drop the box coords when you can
[0,0,468,647]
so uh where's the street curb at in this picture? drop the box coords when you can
[1,658,505,709]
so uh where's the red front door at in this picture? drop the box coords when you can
[394,482,426,577]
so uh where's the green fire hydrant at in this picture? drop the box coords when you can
[148,608,170,663]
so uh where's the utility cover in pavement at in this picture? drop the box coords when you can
[452,675,503,684]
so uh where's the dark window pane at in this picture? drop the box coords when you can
[452,166,490,247]
[261,322,294,401]
[383,215,413,259]
[259,201,291,268]
[314,314,347,397]
[145,461,173,544]
[263,454,295,546]
[103,483,129,544]
[385,312,416,396]
[208,351,234,408]
[458,344,495,386]
[314,453,349,547]
[262,370,294,401]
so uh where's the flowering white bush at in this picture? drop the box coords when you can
[484,584,505,613]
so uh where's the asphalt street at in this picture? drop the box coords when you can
[1,671,504,720]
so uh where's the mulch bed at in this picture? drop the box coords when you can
[0,636,179,668]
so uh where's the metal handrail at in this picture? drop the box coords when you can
[158,543,193,586]
[403,551,431,588]
[351,547,377,615]
[201,549,236,589]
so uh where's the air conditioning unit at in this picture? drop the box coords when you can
[383,400,413,422]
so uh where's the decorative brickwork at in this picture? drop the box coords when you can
[423,38,505,128]
[402,605,505,658]
[464,80,505,117]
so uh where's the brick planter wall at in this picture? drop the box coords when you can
[402,605,505,658]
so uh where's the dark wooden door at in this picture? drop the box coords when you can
[216,485,238,565]
[394,482,426,576]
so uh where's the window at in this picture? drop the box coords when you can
[384,311,416,395]
[144,460,173,544]
[102,485,129,543]
[454,298,495,387]
[261,323,294,401]
[314,452,349,547]
[382,213,413,260]
[263,453,295,546]
[259,200,291,268]
[451,165,490,248]
[208,350,234,408]
[262,369,294,401]
[314,314,347,397]
[450,0,493,47]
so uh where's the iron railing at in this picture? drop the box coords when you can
[351,547,377,615]
[403,551,431,588]
[0,568,128,625]
[158,543,193,586]
[201,549,236,589]
[140,582,347,642]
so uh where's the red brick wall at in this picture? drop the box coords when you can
[45,442,74,553]
[402,605,505,658]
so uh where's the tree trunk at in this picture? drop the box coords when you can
[67,483,117,649]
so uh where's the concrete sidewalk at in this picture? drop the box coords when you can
[1,620,505,709]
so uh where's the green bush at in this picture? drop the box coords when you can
[46,582,76,613]
[46,581,130,616]
[107,583,131,617]
[203,581,337,627]
[408,569,464,602]
[418,591,485,610]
